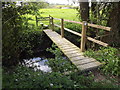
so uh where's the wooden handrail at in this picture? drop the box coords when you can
[48,16,110,50]
[54,24,109,47]
[64,19,82,25]
[38,16,111,31]
[54,18,111,31]
[54,24,82,36]
[88,23,111,31]
[54,18,61,20]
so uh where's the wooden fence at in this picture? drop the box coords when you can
[37,15,111,52]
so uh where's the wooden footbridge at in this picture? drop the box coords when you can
[36,16,111,71]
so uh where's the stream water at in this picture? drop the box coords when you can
[23,57,52,73]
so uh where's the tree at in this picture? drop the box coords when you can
[78,0,89,21]
[107,2,120,46]
[2,2,46,67]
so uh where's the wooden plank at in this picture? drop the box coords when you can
[58,44,78,48]
[43,29,101,71]
[77,61,101,71]
[67,53,83,58]
[72,59,96,66]
[88,23,111,31]
[70,56,89,61]
[64,19,82,25]
[64,51,81,55]
[53,18,61,20]
[87,37,108,47]
[62,48,80,52]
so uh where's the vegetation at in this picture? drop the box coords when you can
[84,47,120,76]
[2,45,119,88]
[46,44,77,73]
[2,2,50,67]
[2,1,120,89]
[40,8,79,21]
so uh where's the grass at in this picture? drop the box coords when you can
[23,9,80,26]
[40,9,79,21]
[40,8,79,25]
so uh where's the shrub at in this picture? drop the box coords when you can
[19,29,44,59]
[46,44,77,73]
[84,47,120,76]
[2,46,118,88]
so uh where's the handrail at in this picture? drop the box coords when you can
[54,24,108,47]
[88,23,111,31]
[53,17,111,31]
[64,19,83,25]
[47,15,111,51]
[53,18,61,20]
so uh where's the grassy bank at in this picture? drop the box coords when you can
[40,9,79,21]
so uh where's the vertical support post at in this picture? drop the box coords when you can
[49,15,51,29]
[61,18,64,38]
[81,21,87,52]
[35,16,38,27]
[51,17,54,31]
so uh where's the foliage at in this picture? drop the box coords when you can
[2,2,46,67]
[19,29,44,59]
[84,47,120,76]
[40,9,79,23]
[46,44,77,73]
[2,47,118,88]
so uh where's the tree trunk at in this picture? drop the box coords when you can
[104,2,120,46]
[79,0,89,21]
[79,1,90,49]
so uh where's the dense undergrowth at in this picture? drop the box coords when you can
[84,47,120,76]
[3,44,119,88]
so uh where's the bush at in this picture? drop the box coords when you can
[3,46,118,88]
[46,44,77,73]
[19,29,44,59]
[84,47,120,76]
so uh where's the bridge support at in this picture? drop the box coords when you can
[35,16,38,27]
[49,15,54,31]
[81,21,87,52]
[61,18,64,38]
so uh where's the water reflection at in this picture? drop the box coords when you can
[23,57,52,73]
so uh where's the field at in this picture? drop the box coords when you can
[40,9,79,21]
[25,9,80,26]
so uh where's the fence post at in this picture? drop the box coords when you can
[81,21,87,52]
[61,18,64,38]
[35,16,38,26]
[51,17,54,31]
[49,15,51,29]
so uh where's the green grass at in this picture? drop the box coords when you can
[40,9,79,21]
[24,9,80,26]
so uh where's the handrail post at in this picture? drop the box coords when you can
[61,18,64,38]
[35,16,38,27]
[51,17,54,31]
[81,21,87,52]
[49,15,51,29]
